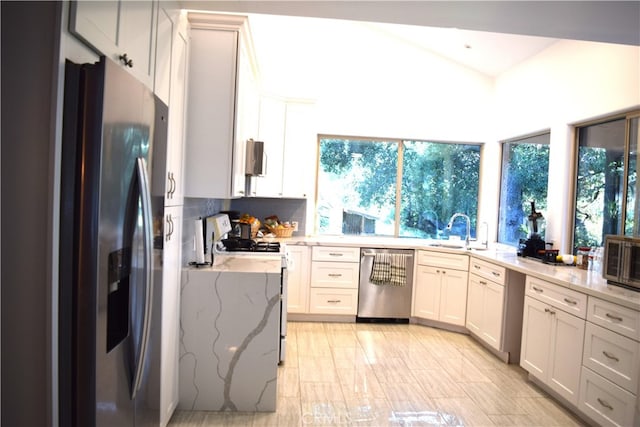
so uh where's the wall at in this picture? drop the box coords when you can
[230,197,308,235]
[1,2,61,426]
[488,40,640,251]
[310,24,496,142]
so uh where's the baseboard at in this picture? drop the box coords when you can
[466,330,511,364]
[287,313,356,323]
[527,374,598,427]
[410,317,469,334]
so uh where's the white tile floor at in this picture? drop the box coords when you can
[169,321,588,426]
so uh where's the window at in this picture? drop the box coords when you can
[316,136,481,239]
[573,113,639,249]
[498,133,550,247]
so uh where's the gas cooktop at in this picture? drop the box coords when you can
[219,238,282,253]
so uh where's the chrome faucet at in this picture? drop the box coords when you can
[446,213,471,248]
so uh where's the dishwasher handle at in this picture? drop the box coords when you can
[361,251,414,258]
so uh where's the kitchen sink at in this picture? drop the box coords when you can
[428,241,488,251]
[428,242,466,249]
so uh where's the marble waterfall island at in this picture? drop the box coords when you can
[179,256,282,412]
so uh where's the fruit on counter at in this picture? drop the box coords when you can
[264,215,292,229]
[238,213,258,224]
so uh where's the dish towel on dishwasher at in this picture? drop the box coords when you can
[370,253,408,286]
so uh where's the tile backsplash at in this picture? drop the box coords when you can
[230,197,308,234]
[181,197,308,266]
[181,198,223,266]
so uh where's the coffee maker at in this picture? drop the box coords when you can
[518,201,547,259]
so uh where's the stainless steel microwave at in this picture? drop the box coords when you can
[603,235,640,291]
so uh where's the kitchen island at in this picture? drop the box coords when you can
[179,255,282,412]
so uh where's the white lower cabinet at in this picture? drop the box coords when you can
[159,205,182,426]
[521,277,586,406]
[309,288,358,315]
[465,257,525,357]
[467,274,505,350]
[579,366,637,427]
[286,245,310,314]
[583,322,639,395]
[578,296,640,427]
[309,246,359,315]
[413,263,468,326]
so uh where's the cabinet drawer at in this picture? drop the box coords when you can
[312,246,360,262]
[310,262,359,289]
[583,322,639,394]
[309,288,358,315]
[579,367,637,427]
[417,250,468,271]
[525,276,587,319]
[587,296,640,341]
[469,258,506,285]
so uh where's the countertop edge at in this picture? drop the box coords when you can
[278,236,640,311]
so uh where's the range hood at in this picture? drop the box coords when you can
[245,139,265,176]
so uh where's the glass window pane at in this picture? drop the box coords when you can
[400,141,480,239]
[498,134,550,247]
[317,138,398,236]
[626,117,639,236]
[574,118,626,249]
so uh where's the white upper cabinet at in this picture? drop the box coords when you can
[282,101,315,198]
[184,13,259,199]
[252,96,286,197]
[251,97,316,198]
[70,0,157,89]
[154,6,173,104]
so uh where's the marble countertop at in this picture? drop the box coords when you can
[192,253,283,274]
[278,236,640,311]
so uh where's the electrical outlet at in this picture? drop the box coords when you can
[291,221,299,232]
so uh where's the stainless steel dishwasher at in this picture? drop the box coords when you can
[357,248,414,322]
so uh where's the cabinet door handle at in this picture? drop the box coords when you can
[442,270,446,274]
[329,253,343,257]
[436,269,440,273]
[563,298,577,305]
[473,265,481,269]
[532,286,544,293]
[328,273,342,278]
[119,53,133,68]
[602,351,620,362]
[597,398,614,411]
[544,308,556,315]
[327,299,341,304]
[167,171,176,198]
[492,271,501,277]
[479,280,487,285]
[605,312,623,322]
[165,214,173,241]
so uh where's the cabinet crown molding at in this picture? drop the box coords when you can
[187,12,248,29]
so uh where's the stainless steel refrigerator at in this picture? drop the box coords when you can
[59,56,168,427]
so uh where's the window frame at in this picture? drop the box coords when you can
[497,131,551,247]
[314,134,483,238]
[570,110,640,250]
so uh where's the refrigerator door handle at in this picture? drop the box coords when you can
[131,157,154,400]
